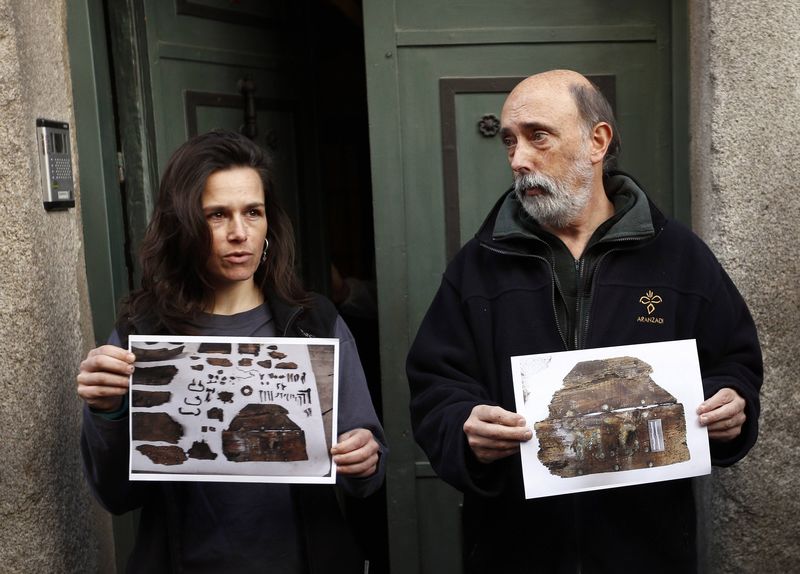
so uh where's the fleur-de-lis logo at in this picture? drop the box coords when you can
[639,290,662,315]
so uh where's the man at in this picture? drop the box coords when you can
[406,70,762,573]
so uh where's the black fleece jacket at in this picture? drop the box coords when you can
[407,173,762,574]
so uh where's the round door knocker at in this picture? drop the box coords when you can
[477,114,500,137]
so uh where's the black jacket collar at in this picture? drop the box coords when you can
[475,171,667,249]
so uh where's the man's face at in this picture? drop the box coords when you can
[500,80,595,228]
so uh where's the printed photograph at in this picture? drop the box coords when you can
[512,339,710,499]
[128,335,339,484]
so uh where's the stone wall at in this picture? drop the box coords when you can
[0,0,113,572]
[690,1,800,572]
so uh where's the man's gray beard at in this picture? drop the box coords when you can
[513,162,594,228]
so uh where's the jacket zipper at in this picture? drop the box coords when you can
[483,232,653,352]
[574,258,584,350]
[577,234,655,349]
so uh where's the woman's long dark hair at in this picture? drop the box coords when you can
[122,130,308,333]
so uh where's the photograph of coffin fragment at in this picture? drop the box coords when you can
[128,335,339,484]
[535,356,691,477]
[512,339,711,499]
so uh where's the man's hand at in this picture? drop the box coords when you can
[332,428,380,477]
[697,388,746,442]
[463,405,532,464]
[76,345,135,413]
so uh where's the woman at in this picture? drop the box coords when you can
[77,130,386,573]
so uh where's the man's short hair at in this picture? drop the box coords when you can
[570,82,621,173]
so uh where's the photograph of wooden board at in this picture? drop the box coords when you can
[511,340,710,499]
[534,356,690,478]
[128,335,339,484]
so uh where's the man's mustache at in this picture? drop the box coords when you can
[514,173,555,196]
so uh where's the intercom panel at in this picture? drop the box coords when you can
[36,118,75,210]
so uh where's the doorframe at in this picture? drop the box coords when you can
[362,2,420,572]
[104,0,161,289]
[68,3,149,571]
[67,0,131,345]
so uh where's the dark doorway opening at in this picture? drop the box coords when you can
[310,2,388,572]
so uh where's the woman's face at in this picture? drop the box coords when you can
[201,167,268,290]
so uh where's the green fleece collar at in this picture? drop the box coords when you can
[492,173,655,242]
[602,174,655,240]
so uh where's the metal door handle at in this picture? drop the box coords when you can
[238,76,257,139]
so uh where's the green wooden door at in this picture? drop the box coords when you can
[363,1,688,572]
[108,0,326,290]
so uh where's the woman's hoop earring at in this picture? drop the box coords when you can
[261,238,269,263]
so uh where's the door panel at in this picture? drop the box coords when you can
[154,48,302,227]
[143,1,309,268]
[416,472,464,574]
[191,98,301,222]
[395,0,664,29]
[364,1,686,571]
[149,55,293,168]
[110,0,324,287]
[453,90,515,246]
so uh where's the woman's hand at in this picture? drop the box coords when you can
[331,428,380,478]
[76,345,135,412]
